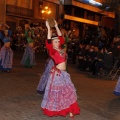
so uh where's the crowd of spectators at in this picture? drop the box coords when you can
[0,23,120,78]
[67,26,120,78]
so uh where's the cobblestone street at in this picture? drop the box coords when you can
[0,51,120,120]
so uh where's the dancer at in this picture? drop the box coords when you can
[37,58,54,95]
[0,29,13,72]
[113,45,120,96]
[113,76,120,96]
[21,27,36,67]
[41,20,80,118]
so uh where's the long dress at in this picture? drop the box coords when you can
[0,37,13,71]
[37,58,54,94]
[113,76,120,96]
[21,37,36,67]
[41,36,80,117]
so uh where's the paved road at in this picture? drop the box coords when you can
[0,51,120,120]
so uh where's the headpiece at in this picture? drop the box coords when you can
[51,32,58,40]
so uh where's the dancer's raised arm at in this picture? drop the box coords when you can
[54,20,62,36]
[46,20,51,39]
[54,20,64,45]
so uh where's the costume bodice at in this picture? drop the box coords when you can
[46,36,66,64]
[51,49,66,64]
[3,37,10,43]
[27,37,34,43]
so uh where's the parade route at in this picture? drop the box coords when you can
[0,51,120,120]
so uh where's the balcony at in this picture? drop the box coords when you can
[6,4,33,18]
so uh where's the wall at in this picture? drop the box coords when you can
[0,0,6,24]
[102,16,114,28]
[6,0,32,9]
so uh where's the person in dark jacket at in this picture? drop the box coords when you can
[103,48,113,73]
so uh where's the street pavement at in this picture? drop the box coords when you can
[0,51,120,120]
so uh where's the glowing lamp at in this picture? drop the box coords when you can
[45,6,48,9]
[42,10,45,13]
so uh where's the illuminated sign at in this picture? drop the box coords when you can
[77,0,102,6]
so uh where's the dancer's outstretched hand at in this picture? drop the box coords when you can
[46,20,50,29]
[54,20,58,28]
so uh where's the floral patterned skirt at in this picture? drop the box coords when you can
[113,76,120,96]
[0,46,13,70]
[37,58,54,93]
[41,66,80,116]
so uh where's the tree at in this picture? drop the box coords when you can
[99,0,120,36]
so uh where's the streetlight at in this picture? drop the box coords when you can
[45,6,48,10]
[41,6,51,15]
[42,10,45,13]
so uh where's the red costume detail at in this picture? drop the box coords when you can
[42,102,80,116]
[46,36,66,64]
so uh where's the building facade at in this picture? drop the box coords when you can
[5,0,61,31]
[61,0,115,37]
[0,0,115,36]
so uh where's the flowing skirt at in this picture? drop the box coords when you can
[41,66,80,116]
[21,45,36,67]
[113,76,120,96]
[37,58,54,93]
[0,46,13,71]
